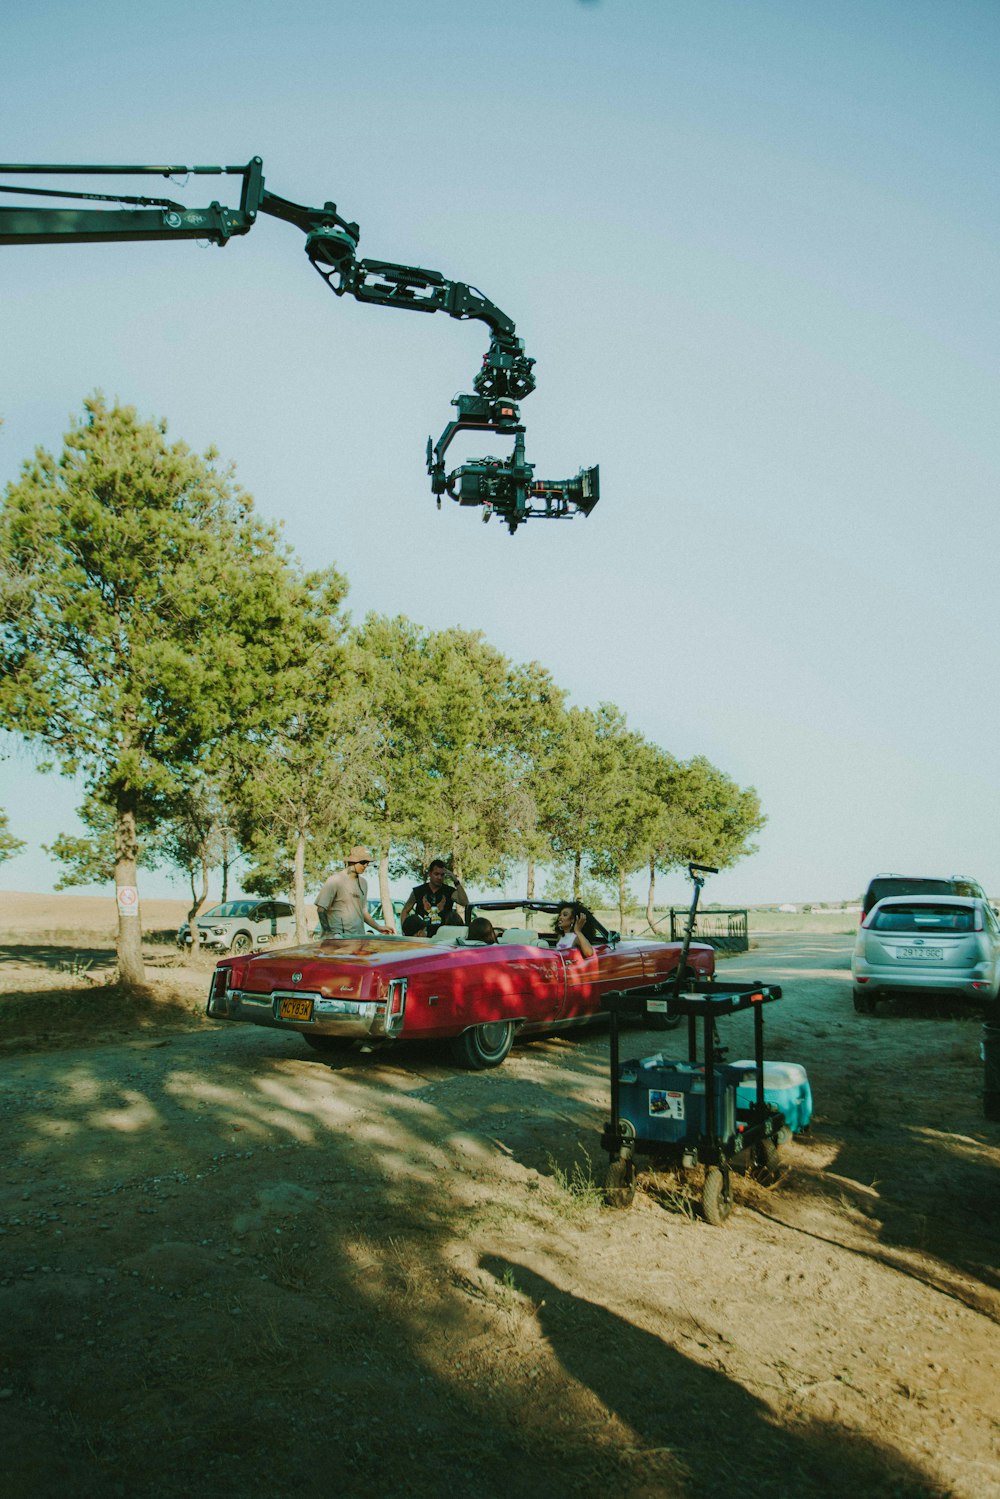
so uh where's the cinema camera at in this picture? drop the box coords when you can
[427,392,599,535]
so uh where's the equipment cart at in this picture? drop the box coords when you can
[600,864,787,1224]
[601,980,784,1223]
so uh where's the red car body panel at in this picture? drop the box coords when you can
[206,922,715,1054]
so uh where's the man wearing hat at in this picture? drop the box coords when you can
[316,846,394,937]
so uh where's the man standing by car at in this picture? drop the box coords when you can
[316,846,394,937]
[399,859,469,933]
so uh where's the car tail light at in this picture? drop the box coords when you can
[856,976,870,984]
[385,978,407,1038]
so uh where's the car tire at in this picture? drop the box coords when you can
[229,932,254,955]
[702,1166,733,1225]
[647,966,701,1031]
[852,987,876,1014]
[449,1020,515,1070]
[303,1035,354,1055]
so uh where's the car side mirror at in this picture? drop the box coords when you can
[607,930,620,948]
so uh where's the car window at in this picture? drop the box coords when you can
[864,878,954,913]
[872,903,974,933]
[214,901,257,918]
[253,903,274,919]
[273,903,293,918]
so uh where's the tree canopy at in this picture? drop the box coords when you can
[0,395,310,979]
[3,395,766,970]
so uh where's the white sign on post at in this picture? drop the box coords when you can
[116,885,139,917]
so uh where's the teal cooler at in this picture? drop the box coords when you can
[617,1055,735,1146]
[726,1060,813,1133]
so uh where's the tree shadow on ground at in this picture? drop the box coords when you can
[2,1030,956,1499]
[0,943,116,971]
[482,1255,943,1498]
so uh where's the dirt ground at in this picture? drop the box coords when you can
[1,894,998,1498]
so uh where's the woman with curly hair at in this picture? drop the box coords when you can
[553,902,595,959]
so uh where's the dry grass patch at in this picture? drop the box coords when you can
[0,976,207,1053]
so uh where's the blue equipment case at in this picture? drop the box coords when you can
[616,1055,735,1146]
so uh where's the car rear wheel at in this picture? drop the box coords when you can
[229,931,254,955]
[853,987,876,1014]
[648,967,701,1031]
[449,1020,515,1070]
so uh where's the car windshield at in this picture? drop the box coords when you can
[873,903,975,933]
[207,901,259,918]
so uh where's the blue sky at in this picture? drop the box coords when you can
[2,0,998,908]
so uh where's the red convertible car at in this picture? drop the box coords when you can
[205,900,716,1069]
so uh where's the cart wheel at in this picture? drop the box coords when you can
[603,1156,636,1209]
[702,1166,733,1225]
[751,1137,781,1184]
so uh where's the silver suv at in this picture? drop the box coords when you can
[177,899,296,954]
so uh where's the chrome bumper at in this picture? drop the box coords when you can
[206,979,407,1039]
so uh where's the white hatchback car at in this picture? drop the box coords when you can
[852,895,1000,1013]
[177,899,296,954]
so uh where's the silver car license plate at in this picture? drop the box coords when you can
[897,946,943,961]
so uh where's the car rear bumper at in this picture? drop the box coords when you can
[853,963,996,999]
[206,979,407,1040]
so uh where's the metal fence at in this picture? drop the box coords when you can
[668,908,749,952]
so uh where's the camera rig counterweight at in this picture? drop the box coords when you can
[0,158,598,534]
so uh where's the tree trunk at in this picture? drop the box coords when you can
[526,855,535,899]
[186,858,210,954]
[378,851,394,931]
[220,824,231,903]
[573,849,581,901]
[114,789,145,986]
[618,867,627,933]
[293,828,308,943]
[645,856,665,932]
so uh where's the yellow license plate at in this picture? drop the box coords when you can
[278,997,313,1022]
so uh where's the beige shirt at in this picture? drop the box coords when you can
[316,868,367,935]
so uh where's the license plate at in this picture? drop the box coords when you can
[897,946,943,962]
[278,997,314,1021]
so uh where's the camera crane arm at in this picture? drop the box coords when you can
[0,157,596,532]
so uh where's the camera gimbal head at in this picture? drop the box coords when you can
[427,388,599,535]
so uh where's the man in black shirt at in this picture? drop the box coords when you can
[400,859,469,933]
